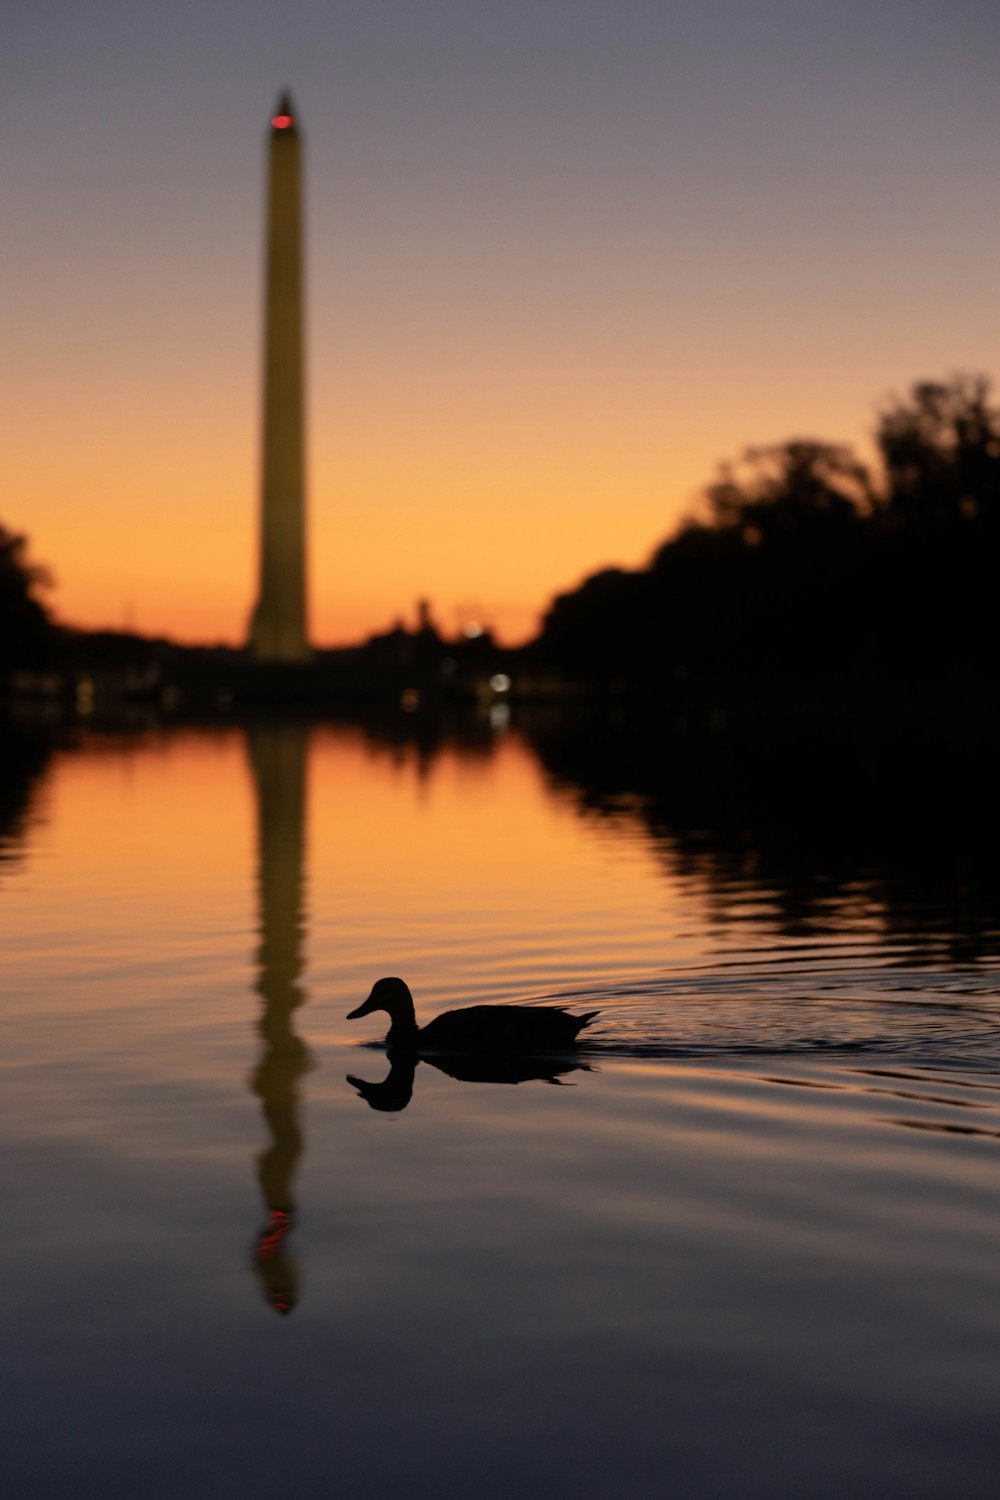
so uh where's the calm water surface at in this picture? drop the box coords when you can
[2,717,1000,1497]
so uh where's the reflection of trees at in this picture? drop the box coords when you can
[0,723,54,872]
[354,710,499,771]
[246,722,312,1315]
[528,712,1000,966]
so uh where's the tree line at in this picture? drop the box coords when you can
[535,374,1000,698]
[3,371,999,700]
[0,523,55,680]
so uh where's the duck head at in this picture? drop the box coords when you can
[347,977,417,1034]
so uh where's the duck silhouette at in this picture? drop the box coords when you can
[347,976,598,1052]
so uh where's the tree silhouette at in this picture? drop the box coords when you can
[0,522,56,678]
[877,375,1000,532]
[695,440,873,543]
[534,374,1000,699]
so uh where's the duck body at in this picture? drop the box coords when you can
[347,977,598,1054]
[415,1004,593,1053]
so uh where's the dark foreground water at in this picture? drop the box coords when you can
[2,714,999,1497]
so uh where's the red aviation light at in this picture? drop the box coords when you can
[272,114,293,129]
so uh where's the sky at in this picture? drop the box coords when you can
[5,0,1000,646]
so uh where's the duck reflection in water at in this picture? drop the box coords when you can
[347,1050,589,1113]
[347,977,596,1112]
[247,723,313,1315]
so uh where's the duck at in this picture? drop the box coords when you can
[347,977,598,1054]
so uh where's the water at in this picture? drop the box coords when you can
[3,714,1000,1496]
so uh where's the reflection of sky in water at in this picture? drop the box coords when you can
[2,723,1000,1496]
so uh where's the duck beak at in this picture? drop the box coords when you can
[347,994,377,1020]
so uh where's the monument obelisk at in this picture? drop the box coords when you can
[248,91,310,662]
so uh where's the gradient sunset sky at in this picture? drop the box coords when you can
[6,0,1000,645]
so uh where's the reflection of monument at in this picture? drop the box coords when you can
[248,91,310,662]
[247,722,312,1313]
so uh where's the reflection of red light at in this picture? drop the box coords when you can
[272,114,293,129]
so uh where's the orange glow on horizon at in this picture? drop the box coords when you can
[8,342,895,649]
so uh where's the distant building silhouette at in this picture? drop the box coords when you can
[248,92,310,663]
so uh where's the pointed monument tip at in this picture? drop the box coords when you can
[271,90,297,132]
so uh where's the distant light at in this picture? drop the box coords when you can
[463,622,485,639]
[489,702,511,732]
[401,688,420,712]
[272,114,293,129]
[489,673,511,694]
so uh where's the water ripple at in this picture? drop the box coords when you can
[540,959,1000,1065]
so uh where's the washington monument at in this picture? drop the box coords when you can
[248,91,310,662]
